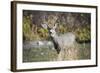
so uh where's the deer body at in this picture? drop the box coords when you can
[51,32,76,60]
[41,24,76,54]
[51,33,75,48]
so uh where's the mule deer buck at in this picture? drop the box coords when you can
[41,23,76,56]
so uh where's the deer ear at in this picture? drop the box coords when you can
[41,24,48,29]
[53,23,57,29]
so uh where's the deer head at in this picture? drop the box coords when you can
[41,23,57,37]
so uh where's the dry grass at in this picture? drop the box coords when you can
[23,42,90,62]
[57,42,80,61]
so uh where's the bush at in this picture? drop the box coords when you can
[23,16,32,40]
[75,25,90,42]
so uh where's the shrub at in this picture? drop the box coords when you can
[75,25,90,42]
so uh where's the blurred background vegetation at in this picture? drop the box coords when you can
[23,10,91,43]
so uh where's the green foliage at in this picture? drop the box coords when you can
[23,16,50,41]
[23,13,91,42]
[38,28,48,33]
[58,24,68,34]
[23,16,31,33]
[37,28,49,40]
[75,25,90,42]
[23,16,32,40]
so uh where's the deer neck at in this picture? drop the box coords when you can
[51,33,57,38]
